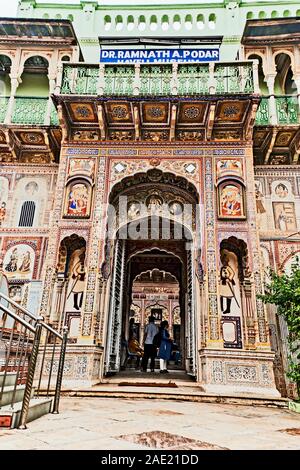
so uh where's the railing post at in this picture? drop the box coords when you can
[133,64,140,96]
[98,63,105,95]
[171,63,178,95]
[18,323,42,429]
[208,62,216,94]
[54,64,63,95]
[52,327,68,414]
[252,59,260,94]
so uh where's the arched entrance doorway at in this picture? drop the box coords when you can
[103,169,200,378]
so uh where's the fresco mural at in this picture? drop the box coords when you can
[273,202,297,231]
[3,244,35,280]
[218,182,245,219]
[0,176,8,225]
[68,158,96,180]
[64,181,91,218]
[216,158,243,179]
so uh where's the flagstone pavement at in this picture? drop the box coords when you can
[0,397,299,450]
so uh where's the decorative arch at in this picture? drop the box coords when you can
[57,233,86,275]
[280,250,300,274]
[272,50,295,79]
[217,179,246,220]
[109,168,199,205]
[63,179,93,218]
[220,236,250,282]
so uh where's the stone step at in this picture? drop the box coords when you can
[0,372,17,388]
[58,385,289,409]
[0,384,34,407]
[0,397,53,428]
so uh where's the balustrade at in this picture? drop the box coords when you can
[59,60,256,96]
[255,95,299,125]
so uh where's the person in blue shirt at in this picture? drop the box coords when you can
[157,320,172,374]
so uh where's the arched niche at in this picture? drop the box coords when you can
[16,55,49,97]
[217,180,246,220]
[247,53,268,94]
[273,52,296,95]
[63,178,93,219]
[0,55,12,96]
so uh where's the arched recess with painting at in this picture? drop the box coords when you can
[49,234,87,340]
[219,236,257,350]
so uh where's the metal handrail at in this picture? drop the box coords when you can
[0,294,68,429]
[0,292,63,340]
[0,303,35,333]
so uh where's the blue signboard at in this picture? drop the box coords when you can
[99,48,219,63]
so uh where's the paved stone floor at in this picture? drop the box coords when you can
[0,397,299,450]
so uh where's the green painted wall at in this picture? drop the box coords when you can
[17,1,300,62]
[16,73,49,97]
[0,74,11,96]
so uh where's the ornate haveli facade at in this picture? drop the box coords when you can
[1,0,300,398]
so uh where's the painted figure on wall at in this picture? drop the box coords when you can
[147,194,163,212]
[219,184,243,218]
[19,251,31,273]
[255,182,266,230]
[273,202,297,232]
[220,253,240,314]
[0,176,9,225]
[169,201,183,216]
[216,159,242,179]
[3,245,34,280]
[128,202,140,220]
[5,248,18,273]
[0,202,6,225]
[69,158,95,179]
[25,181,39,196]
[66,183,90,217]
[275,183,288,198]
[9,285,22,303]
[67,248,86,311]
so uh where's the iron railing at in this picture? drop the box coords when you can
[0,292,67,429]
[0,96,58,125]
[59,60,256,96]
[255,95,300,125]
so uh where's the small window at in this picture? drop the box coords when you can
[19,201,36,227]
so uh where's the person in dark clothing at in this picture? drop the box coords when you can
[141,316,158,372]
[157,320,172,373]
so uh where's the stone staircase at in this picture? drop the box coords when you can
[0,372,53,429]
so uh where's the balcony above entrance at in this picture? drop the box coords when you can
[54,60,260,144]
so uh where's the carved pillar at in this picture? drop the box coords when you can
[133,64,140,96]
[4,77,20,124]
[204,156,221,347]
[245,147,269,347]
[241,278,257,348]
[39,152,69,319]
[79,156,106,343]
[44,77,56,125]
[265,74,277,125]
[171,63,178,95]
[293,76,300,111]
[98,63,105,95]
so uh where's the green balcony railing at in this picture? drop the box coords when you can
[255,97,270,125]
[104,65,135,95]
[0,96,58,126]
[0,96,9,123]
[12,97,49,125]
[255,95,299,126]
[276,96,299,125]
[59,61,256,96]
